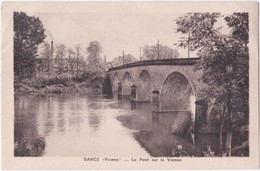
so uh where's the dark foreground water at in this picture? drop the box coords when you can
[14,94,248,157]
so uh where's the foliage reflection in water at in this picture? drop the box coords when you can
[14,94,247,157]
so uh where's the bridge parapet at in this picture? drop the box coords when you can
[108,58,200,71]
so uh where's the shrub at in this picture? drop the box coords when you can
[44,85,63,94]
[46,74,73,87]
[21,73,73,89]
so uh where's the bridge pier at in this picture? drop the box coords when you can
[152,90,160,112]
[130,85,137,101]
[118,83,122,99]
[102,73,112,95]
[195,100,207,131]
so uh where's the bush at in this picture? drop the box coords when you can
[21,73,73,89]
[15,72,105,95]
[44,85,64,94]
[47,74,73,87]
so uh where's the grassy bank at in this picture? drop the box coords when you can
[14,73,104,96]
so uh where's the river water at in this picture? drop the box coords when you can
[14,94,247,157]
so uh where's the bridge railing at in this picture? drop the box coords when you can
[108,58,200,71]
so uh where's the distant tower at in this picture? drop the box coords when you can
[188,31,190,58]
[157,40,160,59]
[122,50,125,65]
[140,47,142,61]
[49,40,54,75]
[104,54,106,62]
[51,41,53,59]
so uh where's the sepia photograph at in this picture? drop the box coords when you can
[1,1,259,170]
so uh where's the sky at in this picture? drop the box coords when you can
[29,8,230,62]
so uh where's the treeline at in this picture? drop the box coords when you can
[111,54,138,67]
[14,12,106,94]
[37,41,106,81]
[110,44,181,67]
[142,44,180,60]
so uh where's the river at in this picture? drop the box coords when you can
[14,94,247,157]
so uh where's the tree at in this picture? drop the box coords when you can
[67,48,76,75]
[86,41,104,74]
[176,12,222,56]
[143,44,180,60]
[55,44,66,74]
[84,41,106,87]
[14,12,46,82]
[124,54,138,64]
[38,42,52,74]
[225,13,249,47]
[111,54,138,67]
[176,12,249,156]
[75,44,82,79]
[87,41,102,63]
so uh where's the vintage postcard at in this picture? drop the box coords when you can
[1,1,259,170]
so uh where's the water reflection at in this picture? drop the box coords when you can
[14,94,247,157]
[57,100,65,133]
[14,96,46,156]
[44,97,54,136]
[130,101,137,110]
[116,98,195,156]
[14,94,150,156]
[88,111,101,132]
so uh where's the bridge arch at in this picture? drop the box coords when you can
[122,72,133,95]
[160,71,196,117]
[107,58,206,133]
[137,70,154,101]
[112,72,120,92]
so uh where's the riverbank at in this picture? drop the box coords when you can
[14,74,104,96]
[15,82,102,96]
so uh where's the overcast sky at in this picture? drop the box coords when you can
[29,8,229,62]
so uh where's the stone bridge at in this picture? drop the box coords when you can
[106,58,212,124]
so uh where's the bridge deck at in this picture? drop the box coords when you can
[108,58,200,71]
